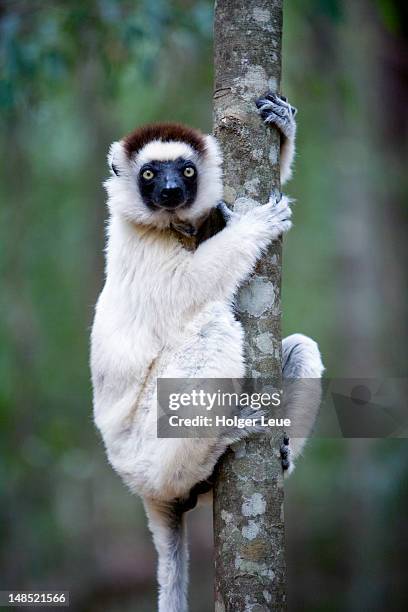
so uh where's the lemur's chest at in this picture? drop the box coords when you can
[107,242,190,337]
[127,244,186,299]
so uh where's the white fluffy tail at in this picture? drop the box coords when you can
[144,499,188,612]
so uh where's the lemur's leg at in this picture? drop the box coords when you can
[256,92,297,185]
[145,301,272,532]
[144,499,188,612]
[281,333,324,474]
[150,301,266,501]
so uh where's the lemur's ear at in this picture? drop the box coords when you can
[107,141,124,176]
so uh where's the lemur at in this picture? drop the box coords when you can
[90,93,324,612]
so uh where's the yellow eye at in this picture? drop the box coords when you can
[183,166,195,178]
[142,169,154,180]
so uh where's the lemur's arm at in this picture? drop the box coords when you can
[178,93,297,306]
[256,93,297,184]
[181,195,291,304]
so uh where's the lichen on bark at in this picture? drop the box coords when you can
[213,1,286,610]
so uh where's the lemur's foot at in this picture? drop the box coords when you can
[221,407,268,443]
[280,434,291,471]
[256,92,297,140]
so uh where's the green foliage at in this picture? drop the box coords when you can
[292,0,343,22]
[375,0,402,33]
[0,0,213,118]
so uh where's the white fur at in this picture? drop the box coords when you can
[90,115,321,611]
[281,136,296,184]
[92,183,292,500]
[281,334,324,474]
[135,140,196,165]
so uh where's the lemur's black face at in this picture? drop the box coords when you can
[138,157,198,211]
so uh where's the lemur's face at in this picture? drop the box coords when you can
[105,123,223,228]
[138,157,198,211]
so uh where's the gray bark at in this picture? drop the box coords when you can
[212,1,286,610]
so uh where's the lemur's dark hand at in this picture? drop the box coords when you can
[216,201,234,224]
[256,93,297,141]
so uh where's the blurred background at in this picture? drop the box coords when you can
[0,0,407,610]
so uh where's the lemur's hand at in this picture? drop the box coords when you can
[219,194,291,238]
[250,193,292,238]
[256,92,297,141]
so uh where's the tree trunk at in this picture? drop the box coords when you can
[212,1,286,610]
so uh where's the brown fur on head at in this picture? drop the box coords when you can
[124,123,206,159]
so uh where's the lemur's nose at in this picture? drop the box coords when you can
[160,186,184,205]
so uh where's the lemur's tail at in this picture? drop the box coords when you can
[282,333,324,471]
[144,499,188,612]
